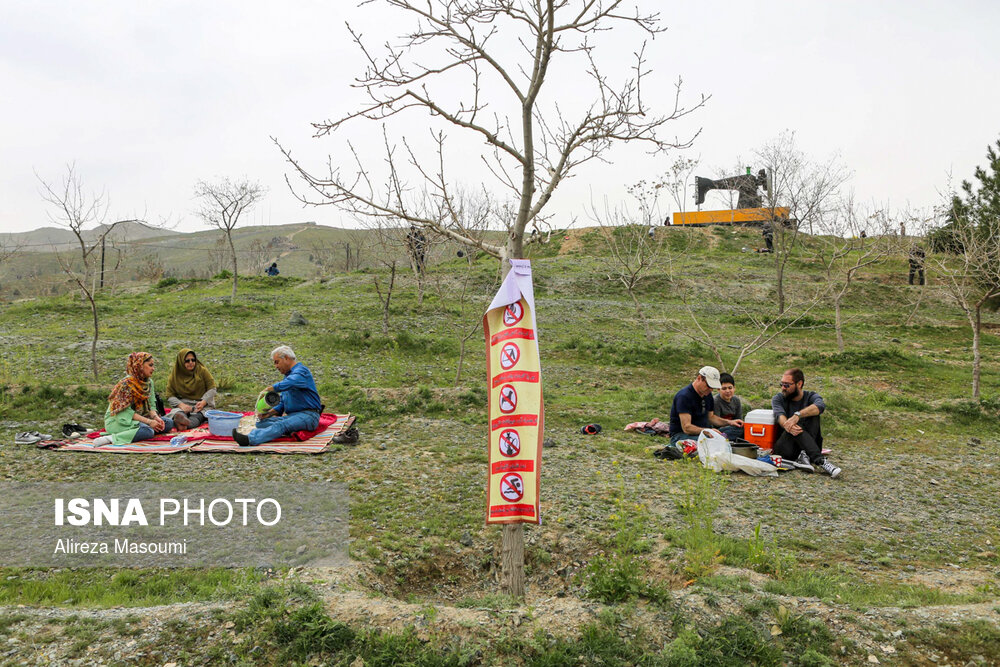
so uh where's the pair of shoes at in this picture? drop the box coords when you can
[580,424,602,435]
[817,459,842,479]
[332,427,359,445]
[653,444,682,460]
[15,431,52,444]
[62,423,91,438]
[789,451,815,473]
[231,429,255,447]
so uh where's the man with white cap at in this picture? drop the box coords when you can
[667,366,743,445]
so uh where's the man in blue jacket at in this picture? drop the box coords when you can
[232,345,321,447]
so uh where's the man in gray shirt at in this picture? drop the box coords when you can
[771,368,841,478]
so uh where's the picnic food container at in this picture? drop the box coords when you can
[743,409,776,448]
[205,410,244,436]
[730,443,760,459]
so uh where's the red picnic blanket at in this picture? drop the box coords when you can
[85,412,339,443]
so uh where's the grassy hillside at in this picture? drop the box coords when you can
[0,222,376,297]
[0,224,998,665]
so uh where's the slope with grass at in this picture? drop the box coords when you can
[0,224,998,665]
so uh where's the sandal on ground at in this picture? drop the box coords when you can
[62,423,91,438]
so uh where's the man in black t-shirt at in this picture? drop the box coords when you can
[771,368,841,478]
[668,366,743,445]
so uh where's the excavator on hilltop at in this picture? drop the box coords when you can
[670,167,790,227]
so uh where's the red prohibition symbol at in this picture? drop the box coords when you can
[499,429,521,457]
[499,342,520,370]
[498,384,518,414]
[503,301,524,326]
[499,473,525,502]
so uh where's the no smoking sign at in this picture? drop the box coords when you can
[498,429,521,457]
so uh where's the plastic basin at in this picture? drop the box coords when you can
[205,410,243,437]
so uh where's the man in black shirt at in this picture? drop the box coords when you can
[771,368,841,478]
[668,366,743,445]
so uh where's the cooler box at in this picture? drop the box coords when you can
[743,409,776,449]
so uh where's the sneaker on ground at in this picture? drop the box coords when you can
[818,460,842,478]
[792,451,815,473]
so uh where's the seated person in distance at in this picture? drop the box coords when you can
[771,368,841,478]
[232,345,321,447]
[95,352,175,446]
[713,372,747,442]
[667,366,743,445]
[165,348,216,429]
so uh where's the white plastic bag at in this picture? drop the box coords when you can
[697,429,731,469]
[697,429,778,477]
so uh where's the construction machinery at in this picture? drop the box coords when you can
[671,167,790,226]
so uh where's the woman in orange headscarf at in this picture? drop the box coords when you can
[96,352,175,446]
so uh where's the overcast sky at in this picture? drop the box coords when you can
[2,0,998,234]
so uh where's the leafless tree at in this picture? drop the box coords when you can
[275,0,705,600]
[308,240,341,275]
[133,251,165,283]
[37,164,144,380]
[451,251,499,386]
[592,179,673,340]
[369,222,410,334]
[276,0,705,266]
[931,204,1000,399]
[207,237,231,278]
[661,155,700,220]
[812,199,895,352]
[193,177,267,303]
[0,240,21,265]
[245,238,271,276]
[666,288,828,375]
[756,132,851,314]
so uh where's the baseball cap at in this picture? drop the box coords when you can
[699,366,722,389]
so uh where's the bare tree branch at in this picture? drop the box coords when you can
[277,0,706,270]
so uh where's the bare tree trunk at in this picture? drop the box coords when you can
[973,305,982,399]
[455,321,482,386]
[627,288,653,341]
[775,252,786,315]
[87,289,100,382]
[412,261,424,307]
[501,524,525,598]
[834,295,845,353]
[227,231,238,304]
[904,285,925,326]
[373,262,397,334]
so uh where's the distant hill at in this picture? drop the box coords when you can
[1,220,177,253]
[0,221,428,298]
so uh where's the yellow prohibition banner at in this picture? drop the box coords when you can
[483,259,543,525]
